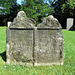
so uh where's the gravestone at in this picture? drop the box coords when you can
[66,18,74,30]
[7,22,12,27]
[6,11,64,66]
[34,15,64,66]
[6,11,35,65]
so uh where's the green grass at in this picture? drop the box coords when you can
[0,27,75,75]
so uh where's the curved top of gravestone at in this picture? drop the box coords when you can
[37,15,62,28]
[9,11,36,28]
[67,18,73,20]
[17,11,27,18]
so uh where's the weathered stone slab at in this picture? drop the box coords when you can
[34,15,64,66]
[7,29,33,65]
[38,15,62,28]
[6,11,35,65]
[6,11,64,66]
[9,11,36,28]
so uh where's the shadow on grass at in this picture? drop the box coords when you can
[0,51,6,62]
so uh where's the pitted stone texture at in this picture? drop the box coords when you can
[38,15,62,28]
[6,29,34,65]
[6,11,34,65]
[9,11,36,28]
[34,29,64,66]
[34,15,64,66]
[17,11,27,18]
[6,12,64,66]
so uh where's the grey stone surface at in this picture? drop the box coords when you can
[6,11,34,65]
[34,15,64,66]
[6,12,64,66]
[66,18,74,30]
[38,15,62,28]
[9,11,36,28]
[6,29,33,65]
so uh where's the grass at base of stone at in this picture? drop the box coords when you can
[0,27,75,75]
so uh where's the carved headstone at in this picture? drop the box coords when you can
[6,11,35,65]
[6,11,64,66]
[34,15,64,66]
[7,22,12,27]
[66,18,74,30]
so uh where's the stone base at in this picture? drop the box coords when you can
[6,60,33,66]
[6,60,63,66]
[34,62,63,66]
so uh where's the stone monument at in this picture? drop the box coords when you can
[6,11,64,66]
[34,15,64,66]
[66,18,74,30]
[6,11,35,65]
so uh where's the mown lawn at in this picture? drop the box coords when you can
[0,27,75,75]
